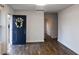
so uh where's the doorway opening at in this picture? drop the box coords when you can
[7,15,26,54]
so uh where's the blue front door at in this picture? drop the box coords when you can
[12,15,26,45]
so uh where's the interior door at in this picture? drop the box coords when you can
[12,15,26,45]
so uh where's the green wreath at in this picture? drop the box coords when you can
[15,18,23,28]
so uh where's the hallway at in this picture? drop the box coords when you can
[8,36,77,55]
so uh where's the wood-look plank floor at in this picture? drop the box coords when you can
[7,39,77,55]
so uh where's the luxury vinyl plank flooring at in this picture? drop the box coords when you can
[8,38,77,55]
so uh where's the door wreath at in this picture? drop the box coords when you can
[15,18,23,28]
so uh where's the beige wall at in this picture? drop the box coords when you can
[14,11,44,42]
[58,5,79,54]
[45,13,58,38]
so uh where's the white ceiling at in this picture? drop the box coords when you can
[8,4,72,12]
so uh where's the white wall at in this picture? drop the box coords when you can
[45,13,58,38]
[14,11,44,42]
[0,5,14,54]
[58,5,79,54]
